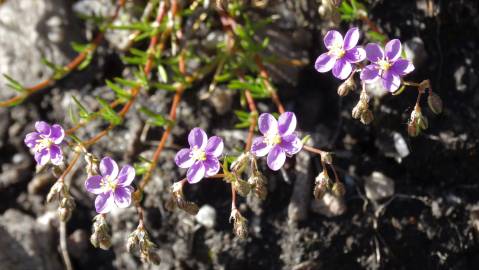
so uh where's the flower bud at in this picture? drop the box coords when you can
[427,92,443,114]
[91,214,112,250]
[248,173,268,200]
[360,109,374,125]
[314,171,331,200]
[58,207,72,222]
[230,152,251,173]
[230,208,248,240]
[332,182,346,197]
[144,250,161,265]
[320,152,333,165]
[352,101,366,119]
[337,76,356,96]
[407,122,419,137]
[47,181,64,203]
[233,178,251,197]
[179,200,200,215]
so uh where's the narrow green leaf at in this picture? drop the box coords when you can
[68,103,79,124]
[70,42,89,53]
[72,96,90,119]
[106,79,131,100]
[97,97,122,125]
[3,74,25,92]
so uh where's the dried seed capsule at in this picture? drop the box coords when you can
[427,92,443,114]
[332,182,346,197]
[234,178,251,197]
[360,109,374,125]
[230,208,248,240]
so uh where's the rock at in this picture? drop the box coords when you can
[375,132,410,163]
[288,144,313,223]
[0,0,79,99]
[404,37,428,68]
[0,209,62,270]
[195,204,217,229]
[311,193,346,217]
[364,172,395,201]
[454,66,467,92]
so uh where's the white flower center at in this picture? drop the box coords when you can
[34,136,53,152]
[101,176,117,192]
[329,42,345,58]
[191,146,206,161]
[378,59,392,71]
[264,130,282,146]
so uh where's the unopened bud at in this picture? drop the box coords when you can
[427,92,443,114]
[146,250,161,265]
[337,76,356,96]
[314,171,331,200]
[233,178,251,197]
[352,102,365,119]
[320,152,333,165]
[248,174,267,200]
[360,109,374,125]
[230,152,251,173]
[47,181,64,203]
[58,207,72,222]
[407,122,419,137]
[332,182,346,197]
[179,200,200,215]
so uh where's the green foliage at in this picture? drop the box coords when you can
[106,80,132,101]
[96,97,122,125]
[338,0,366,21]
[139,106,172,127]
[3,74,26,93]
[133,156,152,176]
[41,58,69,80]
[228,76,270,99]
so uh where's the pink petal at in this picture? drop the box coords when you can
[100,156,119,179]
[85,175,104,194]
[186,161,206,184]
[382,71,401,92]
[365,43,384,63]
[278,112,297,136]
[314,53,336,73]
[175,148,194,168]
[34,148,50,166]
[345,47,366,63]
[50,124,65,144]
[95,192,114,214]
[204,156,220,177]
[258,113,278,135]
[280,134,302,156]
[343,27,360,50]
[360,65,380,83]
[391,59,414,76]
[114,186,133,208]
[251,137,272,157]
[332,59,353,80]
[117,165,135,187]
[385,39,402,61]
[205,136,224,157]
[324,30,343,50]
[35,121,51,135]
[267,145,286,171]
[24,132,40,148]
[49,145,63,165]
[188,127,208,150]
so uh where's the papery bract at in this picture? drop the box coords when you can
[360,39,415,92]
[85,157,135,214]
[24,121,65,166]
[174,128,224,184]
[315,27,366,80]
[251,112,303,171]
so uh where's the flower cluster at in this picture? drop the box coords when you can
[85,157,135,214]
[24,121,65,166]
[315,28,414,92]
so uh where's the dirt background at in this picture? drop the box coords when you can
[0,0,478,269]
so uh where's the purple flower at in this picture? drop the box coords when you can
[251,112,303,171]
[360,39,415,92]
[315,27,366,80]
[85,157,135,214]
[24,121,65,166]
[175,128,224,184]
